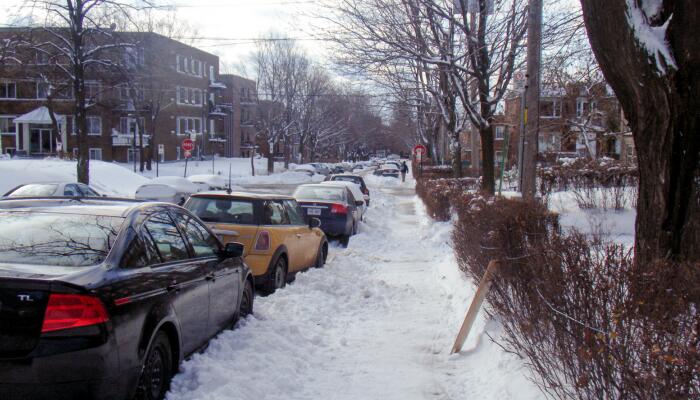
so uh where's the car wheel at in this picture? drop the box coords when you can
[315,242,328,268]
[135,332,173,400]
[263,256,287,294]
[239,279,254,318]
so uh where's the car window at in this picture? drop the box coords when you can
[143,212,190,262]
[345,188,356,205]
[173,213,220,257]
[293,186,346,202]
[120,232,161,268]
[185,197,256,225]
[284,200,306,225]
[63,184,79,196]
[0,211,122,267]
[262,201,289,225]
[78,184,100,197]
[8,183,58,197]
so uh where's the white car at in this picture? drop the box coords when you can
[323,180,367,220]
[293,164,318,177]
[3,182,102,197]
[135,176,207,205]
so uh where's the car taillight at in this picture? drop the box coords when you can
[255,230,271,251]
[41,293,109,333]
[331,203,348,214]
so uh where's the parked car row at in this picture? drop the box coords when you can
[0,172,374,400]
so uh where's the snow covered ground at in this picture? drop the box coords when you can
[166,176,540,400]
[548,190,636,247]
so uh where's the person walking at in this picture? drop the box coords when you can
[400,161,409,182]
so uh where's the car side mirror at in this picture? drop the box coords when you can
[308,217,321,228]
[355,200,364,206]
[221,242,245,258]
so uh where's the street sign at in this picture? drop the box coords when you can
[513,70,526,91]
[182,138,195,152]
[413,144,427,157]
[184,150,192,159]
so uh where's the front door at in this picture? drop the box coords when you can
[30,128,53,154]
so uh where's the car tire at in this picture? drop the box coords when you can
[315,242,328,268]
[135,332,173,400]
[262,256,287,294]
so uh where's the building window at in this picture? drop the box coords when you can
[89,148,102,161]
[120,117,145,135]
[176,117,202,135]
[177,87,203,106]
[495,151,503,165]
[576,98,589,118]
[87,117,101,135]
[0,82,16,99]
[122,47,145,68]
[540,99,562,118]
[0,116,17,134]
[494,125,505,140]
[85,81,101,103]
[36,82,49,99]
[119,84,144,103]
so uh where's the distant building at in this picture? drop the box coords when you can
[459,82,636,174]
[0,28,255,163]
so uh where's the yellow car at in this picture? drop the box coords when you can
[184,192,328,293]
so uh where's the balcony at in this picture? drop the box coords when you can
[111,129,150,147]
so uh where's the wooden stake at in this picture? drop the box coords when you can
[451,260,500,354]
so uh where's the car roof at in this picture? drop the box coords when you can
[0,197,168,217]
[330,174,363,179]
[190,190,294,201]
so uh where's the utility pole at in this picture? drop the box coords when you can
[521,0,542,200]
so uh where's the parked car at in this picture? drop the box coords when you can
[323,181,367,220]
[3,182,102,198]
[293,184,362,246]
[184,192,328,294]
[328,174,370,206]
[135,176,207,205]
[384,160,402,170]
[309,163,331,176]
[0,197,253,400]
[373,164,400,178]
[292,164,317,177]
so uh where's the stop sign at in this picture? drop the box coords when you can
[182,138,195,152]
[413,144,427,157]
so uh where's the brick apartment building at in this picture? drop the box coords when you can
[460,82,636,174]
[0,28,257,163]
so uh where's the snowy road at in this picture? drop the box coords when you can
[166,177,541,400]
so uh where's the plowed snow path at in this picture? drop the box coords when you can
[167,179,540,400]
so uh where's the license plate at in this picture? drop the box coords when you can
[307,208,322,216]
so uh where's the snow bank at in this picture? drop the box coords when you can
[0,158,148,197]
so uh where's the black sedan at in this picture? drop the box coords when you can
[0,197,254,400]
[293,184,363,246]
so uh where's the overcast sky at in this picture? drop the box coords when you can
[1,0,328,76]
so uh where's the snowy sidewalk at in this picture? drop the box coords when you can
[167,178,540,400]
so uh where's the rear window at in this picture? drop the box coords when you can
[294,186,346,202]
[185,197,256,225]
[332,176,361,185]
[8,184,58,197]
[0,212,123,267]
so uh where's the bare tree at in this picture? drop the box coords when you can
[579,0,699,264]
[18,0,152,183]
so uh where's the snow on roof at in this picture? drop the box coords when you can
[13,107,65,124]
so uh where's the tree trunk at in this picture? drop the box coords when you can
[580,0,700,263]
[480,124,496,195]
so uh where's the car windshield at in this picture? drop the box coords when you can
[8,184,58,197]
[0,212,123,267]
[186,197,256,224]
[294,186,346,202]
